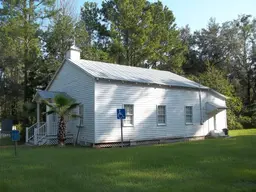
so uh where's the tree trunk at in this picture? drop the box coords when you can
[247,73,251,105]
[58,116,66,146]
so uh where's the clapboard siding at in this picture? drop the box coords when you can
[203,91,227,135]
[95,80,227,143]
[48,60,95,143]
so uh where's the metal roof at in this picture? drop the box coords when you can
[206,102,227,117]
[33,90,73,102]
[206,102,227,113]
[68,59,209,89]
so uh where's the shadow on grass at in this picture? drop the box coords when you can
[0,135,256,192]
[0,137,13,146]
[0,136,24,147]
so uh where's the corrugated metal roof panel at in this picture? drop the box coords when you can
[37,90,72,100]
[68,59,208,89]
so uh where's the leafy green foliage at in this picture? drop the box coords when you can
[44,95,80,118]
[238,116,253,129]
[80,2,101,44]
[79,0,187,70]
[190,65,243,129]
[0,0,255,131]
[244,103,256,127]
[0,129,256,191]
[0,0,56,122]
[44,94,80,145]
[230,15,256,105]
[183,15,256,108]
[44,14,74,62]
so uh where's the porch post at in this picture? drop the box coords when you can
[214,115,217,130]
[26,127,28,143]
[46,105,50,135]
[37,101,40,129]
[34,101,40,145]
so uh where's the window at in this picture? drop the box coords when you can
[157,105,166,125]
[124,104,134,126]
[79,104,84,125]
[185,106,193,124]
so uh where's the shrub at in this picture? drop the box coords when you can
[15,123,25,142]
[238,116,252,129]
[252,114,256,127]
[228,112,243,130]
[188,65,243,130]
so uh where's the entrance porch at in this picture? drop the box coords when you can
[25,90,74,145]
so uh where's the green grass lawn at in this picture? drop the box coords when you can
[0,129,256,192]
[0,136,23,146]
[229,128,256,136]
[0,136,13,146]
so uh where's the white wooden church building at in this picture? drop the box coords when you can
[26,45,228,146]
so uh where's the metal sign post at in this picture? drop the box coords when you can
[15,141,17,156]
[120,119,123,147]
[11,130,20,157]
[117,109,126,148]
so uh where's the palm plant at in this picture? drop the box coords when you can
[44,94,80,146]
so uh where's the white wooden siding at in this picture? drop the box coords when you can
[203,91,227,134]
[95,80,227,143]
[48,60,95,144]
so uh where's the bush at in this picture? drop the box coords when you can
[252,114,256,127]
[238,116,252,128]
[227,111,243,129]
[188,65,243,130]
[226,97,243,130]
[15,123,25,142]
[235,122,244,130]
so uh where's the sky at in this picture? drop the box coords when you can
[76,0,256,31]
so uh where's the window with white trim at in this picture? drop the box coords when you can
[79,104,84,125]
[124,104,134,126]
[185,106,193,124]
[157,105,166,125]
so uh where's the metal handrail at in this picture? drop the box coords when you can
[38,123,47,136]
[37,123,47,145]
[27,123,37,141]
[26,122,45,142]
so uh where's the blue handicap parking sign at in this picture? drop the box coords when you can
[117,109,126,119]
[11,130,20,141]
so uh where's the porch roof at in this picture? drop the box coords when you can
[205,102,227,117]
[33,90,73,102]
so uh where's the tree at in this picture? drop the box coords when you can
[79,1,112,62]
[180,25,206,75]
[182,19,237,75]
[44,0,81,63]
[100,0,186,71]
[44,14,74,62]
[189,64,243,129]
[0,0,56,121]
[0,0,56,102]
[230,15,256,105]
[105,0,153,66]
[182,16,256,126]
[42,0,89,92]
[80,2,101,45]
[44,95,80,146]
[145,1,187,73]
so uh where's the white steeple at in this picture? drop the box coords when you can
[65,44,81,60]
